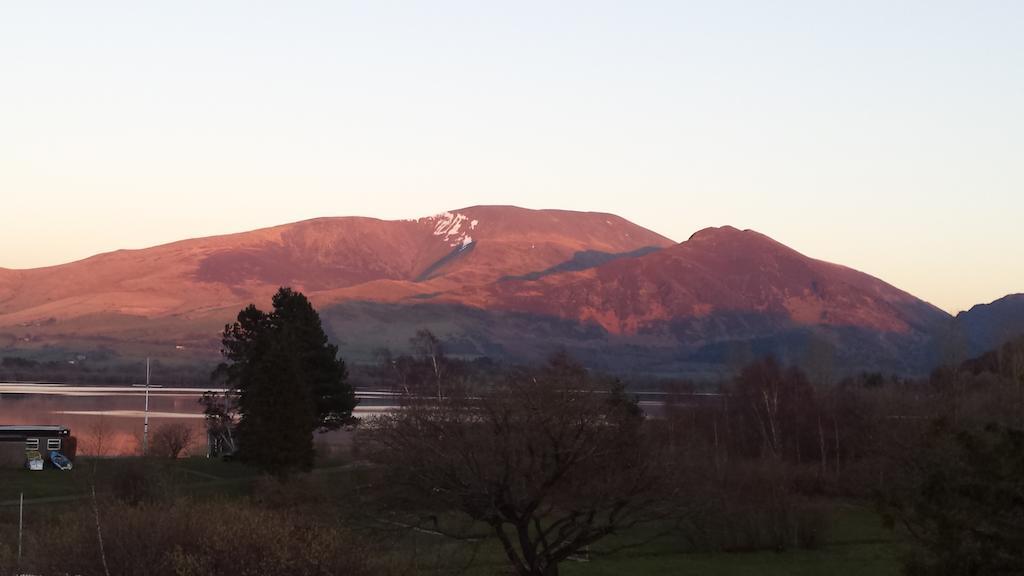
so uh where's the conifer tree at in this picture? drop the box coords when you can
[216,287,356,476]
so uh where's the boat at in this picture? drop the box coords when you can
[49,450,73,471]
[25,450,44,471]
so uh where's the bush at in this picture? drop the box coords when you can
[250,474,327,510]
[110,459,174,506]
[677,461,831,552]
[151,423,197,459]
[880,422,1024,575]
[23,499,391,576]
[0,539,14,576]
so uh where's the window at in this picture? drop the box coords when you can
[47,438,61,451]
[25,438,39,450]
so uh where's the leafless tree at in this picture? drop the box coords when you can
[151,422,196,459]
[732,357,819,464]
[410,329,446,400]
[367,353,665,576]
[83,415,115,457]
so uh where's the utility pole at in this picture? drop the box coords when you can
[133,358,162,456]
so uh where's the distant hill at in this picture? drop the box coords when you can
[0,205,1002,377]
[960,334,1024,378]
[955,294,1024,358]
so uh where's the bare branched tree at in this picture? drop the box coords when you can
[732,357,818,463]
[367,353,664,576]
[151,422,196,459]
[410,329,446,400]
[84,415,114,457]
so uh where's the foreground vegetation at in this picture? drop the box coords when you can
[2,289,1021,575]
[0,457,905,576]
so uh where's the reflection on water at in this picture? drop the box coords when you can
[1,384,680,457]
[0,386,212,456]
[0,384,398,456]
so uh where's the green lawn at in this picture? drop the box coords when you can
[0,456,261,504]
[564,505,902,575]
[379,504,904,575]
[0,464,84,502]
[0,453,368,506]
[561,544,900,576]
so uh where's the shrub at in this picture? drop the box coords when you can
[677,461,831,552]
[151,423,196,459]
[0,539,14,576]
[110,459,173,506]
[24,499,389,576]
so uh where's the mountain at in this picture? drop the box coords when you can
[955,294,1024,358]
[0,207,672,354]
[0,268,19,302]
[439,226,945,334]
[0,207,670,323]
[0,206,972,376]
[322,226,952,375]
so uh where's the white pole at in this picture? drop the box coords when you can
[143,357,151,455]
[17,492,23,568]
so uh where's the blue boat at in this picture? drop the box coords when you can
[49,450,73,471]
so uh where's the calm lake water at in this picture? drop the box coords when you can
[0,384,398,456]
[1,383,687,456]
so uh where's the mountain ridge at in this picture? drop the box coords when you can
[0,206,671,324]
[954,293,1024,358]
[0,205,1011,377]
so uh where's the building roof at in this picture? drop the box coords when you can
[0,425,71,438]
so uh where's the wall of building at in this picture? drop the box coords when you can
[0,443,25,468]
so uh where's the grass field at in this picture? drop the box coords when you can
[390,505,905,576]
[0,458,906,575]
[563,510,901,576]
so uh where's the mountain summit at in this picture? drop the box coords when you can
[0,206,670,325]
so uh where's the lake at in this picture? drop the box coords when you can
[0,383,690,456]
[0,383,399,456]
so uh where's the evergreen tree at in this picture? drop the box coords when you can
[216,287,356,476]
[885,421,1024,575]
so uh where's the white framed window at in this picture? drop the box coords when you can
[25,438,39,450]
[47,438,61,451]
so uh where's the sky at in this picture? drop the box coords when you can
[1,1,1022,314]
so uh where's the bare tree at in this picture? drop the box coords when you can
[410,329,446,400]
[151,422,196,459]
[84,415,115,457]
[367,353,664,576]
[732,357,818,463]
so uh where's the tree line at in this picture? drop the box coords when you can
[194,288,1024,575]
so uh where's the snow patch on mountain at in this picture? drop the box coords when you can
[424,211,479,248]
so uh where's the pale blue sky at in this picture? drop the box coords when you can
[1,1,1021,313]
